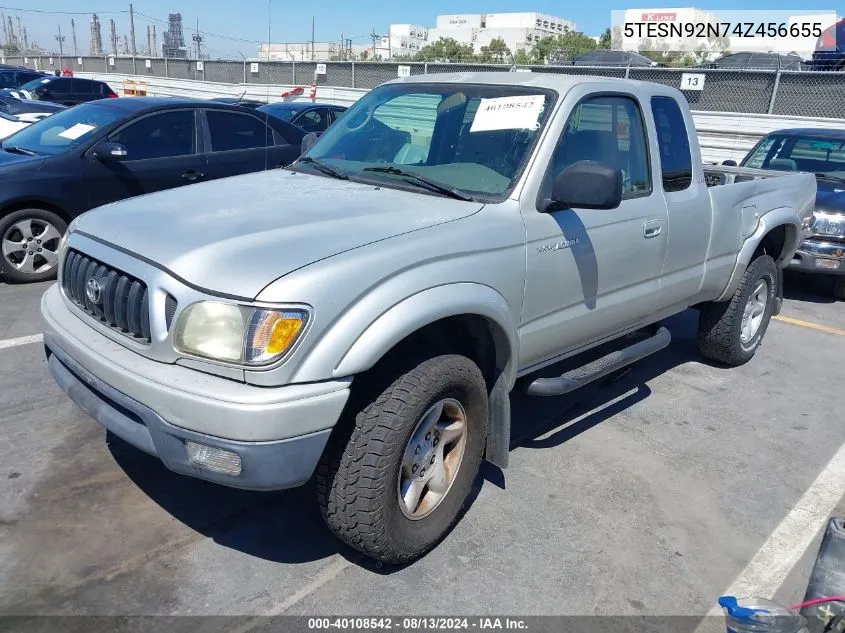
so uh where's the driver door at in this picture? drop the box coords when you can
[85,108,205,209]
[518,94,669,370]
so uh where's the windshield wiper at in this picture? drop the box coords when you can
[361,166,473,201]
[815,173,845,184]
[3,145,37,156]
[295,156,349,180]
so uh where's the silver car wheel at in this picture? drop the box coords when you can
[740,279,768,345]
[2,218,62,275]
[397,398,468,520]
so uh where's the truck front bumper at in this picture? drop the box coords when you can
[41,284,351,491]
[788,239,845,276]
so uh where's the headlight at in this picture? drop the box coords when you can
[174,301,308,366]
[58,217,79,258]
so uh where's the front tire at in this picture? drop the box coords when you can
[317,354,488,564]
[697,254,778,366]
[0,209,66,283]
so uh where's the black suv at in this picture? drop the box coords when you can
[4,76,118,106]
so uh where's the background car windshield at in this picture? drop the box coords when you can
[261,106,296,121]
[2,103,124,155]
[18,77,53,92]
[744,134,845,177]
[305,83,554,197]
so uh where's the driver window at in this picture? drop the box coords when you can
[372,93,438,164]
[543,95,651,202]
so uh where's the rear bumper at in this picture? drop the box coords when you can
[788,240,845,276]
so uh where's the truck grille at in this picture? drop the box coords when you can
[62,249,151,343]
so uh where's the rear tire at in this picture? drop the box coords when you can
[697,254,778,366]
[317,354,488,564]
[833,276,845,301]
[0,209,66,283]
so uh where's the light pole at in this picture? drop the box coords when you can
[55,23,66,69]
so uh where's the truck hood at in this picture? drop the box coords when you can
[74,170,485,299]
[815,179,845,215]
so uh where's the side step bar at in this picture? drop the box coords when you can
[525,326,671,397]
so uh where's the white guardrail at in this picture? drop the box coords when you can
[79,72,845,165]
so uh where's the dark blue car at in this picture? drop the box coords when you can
[257,101,347,135]
[811,18,845,71]
[741,128,845,299]
[0,97,305,283]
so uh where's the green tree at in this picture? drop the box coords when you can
[598,27,612,49]
[414,37,476,62]
[514,49,532,65]
[478,37,511,64]
[532,31,598,64]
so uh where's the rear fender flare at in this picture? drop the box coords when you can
[716,208,799,302]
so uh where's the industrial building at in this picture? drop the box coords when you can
[389,12,577,58]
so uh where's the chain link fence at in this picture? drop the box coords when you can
[2,54,844,119]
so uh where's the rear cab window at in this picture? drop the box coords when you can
[651,96,693,192]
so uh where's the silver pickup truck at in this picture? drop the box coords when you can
[41,73,815,564]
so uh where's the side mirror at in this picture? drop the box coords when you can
[722,159,738,167]
[301,132,318,155]
[94,141,128,161]
[544,161,622,212]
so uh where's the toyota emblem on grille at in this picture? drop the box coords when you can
[86,278,103,304]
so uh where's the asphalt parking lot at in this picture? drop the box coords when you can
[0,271,843,620]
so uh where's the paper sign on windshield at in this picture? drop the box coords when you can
[58,123,95,140]
[470,95,545,132]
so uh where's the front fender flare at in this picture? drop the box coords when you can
[291,283,519,385]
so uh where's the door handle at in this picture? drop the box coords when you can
[182,170,204,182]
[643,220,662,239]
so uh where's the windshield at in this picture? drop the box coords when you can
[18,77,53,92]
[260,105,297,122]
[299,82,555,199]
[1,102,124,155]
[744,134,845,180]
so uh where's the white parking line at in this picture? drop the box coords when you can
[231,557,353,630]
[0,334,43,350]
[708,441,845,615]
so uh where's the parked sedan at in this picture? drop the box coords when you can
[258,101,346,134]
[740,128,845,299]
[1,76,117,106]
[0,97,305,282]
[0,67,48,90]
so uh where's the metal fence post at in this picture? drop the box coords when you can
[243,60,247,84]
[133,56,137,75]
[292,60,296,85]
[767,71,782,115]
[351,61,355,88]
[424,62,428,74]
[164,57,169,78]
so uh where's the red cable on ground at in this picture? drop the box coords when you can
[789,596,845,610]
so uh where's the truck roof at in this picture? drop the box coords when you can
[391,71,683,99]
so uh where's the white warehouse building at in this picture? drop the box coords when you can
[390,12,577,58]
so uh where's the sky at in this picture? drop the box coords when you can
[3,0,837,59]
